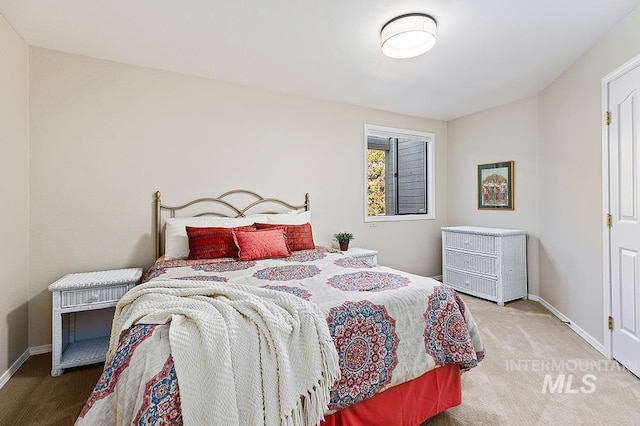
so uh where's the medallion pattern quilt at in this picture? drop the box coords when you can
[78,247,484,425]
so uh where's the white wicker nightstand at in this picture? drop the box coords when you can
[343,247,378,266]
[48,268,143,376]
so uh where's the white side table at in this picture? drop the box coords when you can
[48,268,143,376]
[343,247,378,266]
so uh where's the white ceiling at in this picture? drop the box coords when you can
[1,0,639,120]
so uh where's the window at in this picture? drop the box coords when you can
[364,124,435,222]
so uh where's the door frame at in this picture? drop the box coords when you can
[601,52,640,360]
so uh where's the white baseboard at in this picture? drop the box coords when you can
[431,275,443,282]
[0,345,52,390]
[0,348,30,390]
[30,344,52,355]
[527,294,570,322]
[528,294,607,356]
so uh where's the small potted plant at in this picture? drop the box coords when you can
[334,232,354,251]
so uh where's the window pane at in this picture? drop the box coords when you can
[397,139,427,214]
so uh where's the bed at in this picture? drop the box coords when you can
[77,190,484,425]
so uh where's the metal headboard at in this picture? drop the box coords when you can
[154,190,310,259]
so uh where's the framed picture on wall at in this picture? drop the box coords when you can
[477,161,514,210]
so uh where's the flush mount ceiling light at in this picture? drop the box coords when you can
[381,13,437,59]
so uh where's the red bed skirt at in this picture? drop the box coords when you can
[320,364,461,426]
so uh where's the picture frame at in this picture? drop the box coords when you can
[477,161,514,210]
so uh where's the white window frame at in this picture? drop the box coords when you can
[364,124,435,222]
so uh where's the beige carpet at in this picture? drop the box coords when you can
[1,295,639,425]
[424,295,640,426]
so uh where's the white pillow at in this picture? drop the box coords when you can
[264,210,311,225]
[164,214,268,259]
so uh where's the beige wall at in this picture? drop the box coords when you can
[538,8,640,344]
[0,15,30,373]
[28,48,448,347]
[447,97,539,295]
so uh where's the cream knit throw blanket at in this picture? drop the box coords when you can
[107,279,340,426]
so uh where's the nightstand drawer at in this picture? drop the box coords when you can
[61,285,131,308]
[444,250,496,276]
[444,268,497,299]
[443,231,496,255]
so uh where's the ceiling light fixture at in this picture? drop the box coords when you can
[381,13,437,59]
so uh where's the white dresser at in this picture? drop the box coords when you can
[441,226,527,305]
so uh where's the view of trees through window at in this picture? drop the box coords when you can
[367,149,386,216]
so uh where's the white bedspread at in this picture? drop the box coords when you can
[104,279,340,426]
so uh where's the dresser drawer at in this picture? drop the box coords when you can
[444,250,497,276]
[61,285,131,309]
[443,231,496,255]
[444,269,498,299]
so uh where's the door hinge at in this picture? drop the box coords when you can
[606,213,613,228]
[608,316,614,330]
[606,111,611,126]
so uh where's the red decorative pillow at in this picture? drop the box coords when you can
[186,225,255,259]
[232,227,292,261]
[255,222,315,252]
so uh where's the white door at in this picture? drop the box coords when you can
[608,63,640,378]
